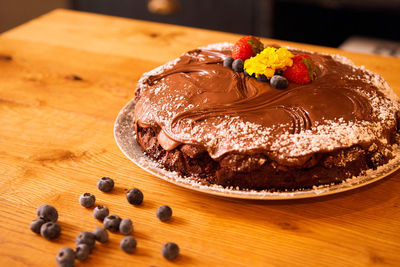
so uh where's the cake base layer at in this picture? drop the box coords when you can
[136,124,398,190]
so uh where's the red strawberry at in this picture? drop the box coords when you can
[283,54,317,84]
[232,36,264,61]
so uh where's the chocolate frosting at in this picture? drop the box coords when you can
[134,43,398,166]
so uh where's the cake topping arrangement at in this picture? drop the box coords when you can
[225,36,317,89]
[243,46,293,79]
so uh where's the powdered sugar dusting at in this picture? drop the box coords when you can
[114,100,400,199]
[136,43,400,160]
[292,47,400,104]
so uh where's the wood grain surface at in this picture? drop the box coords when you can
[1,9,400,267]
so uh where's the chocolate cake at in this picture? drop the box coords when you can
[133,42,400,190]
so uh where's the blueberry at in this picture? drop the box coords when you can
[37,204,58,222]
[56,247,75,267]
[40,222,61,240]
[93,227,109,243]
[126,188,143,206]
[75,231,96,250]
[93,205,109,221]
[79,193,95,208]
[120,236,137,254]
[30,218,46,234]
[97,177,114,192]
[156,205,172,222]
[162,242,179,260]
[232,59,244,72]
[119,218,133,235]
[103,214,122,232]
[75,243,90,261]
[256,74,269,82]
[270,75,289,89]
[223,57,234,68]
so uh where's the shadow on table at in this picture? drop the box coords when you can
[176,169,400,223]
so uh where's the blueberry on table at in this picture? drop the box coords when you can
[223,56,234,68]
[37,204,58,222]
[162,242,180,260]
[75,243,90,261]
[30,218,46,234]
[232,59,244,72]
[97,177,114,192]
[126,188,143,206]
[119,218,133,235]
[120,236,137,254]
[79,193,96,208]
[40,222,61,240]
[56,247,75,267]
[93,227,109,243]
[103,214,122,232]
[156,205,173,222]
[93,205,109,221]
[75,231,96,250]
[270,75,289,89]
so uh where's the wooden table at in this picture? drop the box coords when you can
[1,9,400,267]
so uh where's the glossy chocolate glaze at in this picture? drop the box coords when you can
[134,44,398,168]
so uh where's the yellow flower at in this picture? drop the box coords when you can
[244,47,294,78]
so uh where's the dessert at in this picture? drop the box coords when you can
[133,38,400,190]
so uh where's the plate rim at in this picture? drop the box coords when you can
[114,98,400,200]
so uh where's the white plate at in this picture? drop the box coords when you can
[114,99,400,200]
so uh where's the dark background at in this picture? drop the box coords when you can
[72,0,400,47]
[0,0,399,48]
